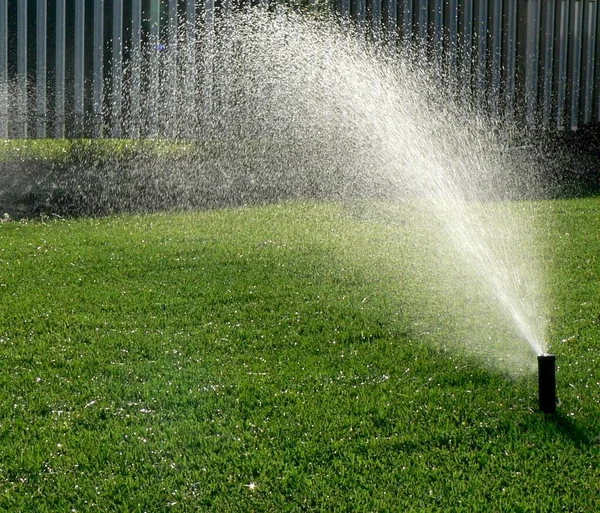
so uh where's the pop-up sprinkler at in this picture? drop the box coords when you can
[537,354,556,414]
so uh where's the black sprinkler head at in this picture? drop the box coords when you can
[538,354,556,414]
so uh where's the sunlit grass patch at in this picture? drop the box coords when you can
[0,199,598,511]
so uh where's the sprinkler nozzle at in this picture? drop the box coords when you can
[538,354,556,414]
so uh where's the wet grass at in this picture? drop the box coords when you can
[0,199,598,511]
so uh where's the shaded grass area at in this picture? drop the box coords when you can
[0,200,598,511]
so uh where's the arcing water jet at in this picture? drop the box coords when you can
[6,9,551,379]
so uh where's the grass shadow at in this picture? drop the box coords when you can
[541,411,594,449]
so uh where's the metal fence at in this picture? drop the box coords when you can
[0,0,598,139]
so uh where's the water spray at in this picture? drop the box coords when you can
[537,354,556,414]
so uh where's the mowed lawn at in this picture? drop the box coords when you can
[0,199,598,511]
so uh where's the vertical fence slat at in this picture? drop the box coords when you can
[169,0,178,57]
[112,0,123,137]
[525,0,541,124]
[341,0,350,19]
[17,0,27,138]
[149,0,160,136]
[186,0,197,136]
[597,2,600,124]
[55,0,66,137]
[356,0,366,30]
[418,0,427,50]
[386,0,397,35]
[557,0,570,128]
[204,0,215,113]
[167,0,178,135]
[477,0,488,107]
[583,0,597,124]
[187,0,197,44]
[505,0,517,119]
[463,0,474,101]
[403,0,413,41]
[542,0,556,125]
[372,0,382,38]
[36,0,47,138]
[74,0,85,137]
[93,0,104,137]
[0,0,6,138]
[130,0,142,138]
[463,0,474,73]
[433,0,443,69]
[491,0,502,113]
[448,0,458,83]
[570,0,583,129]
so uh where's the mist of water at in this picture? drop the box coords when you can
[200,10,548,360]
[4,9,550,367]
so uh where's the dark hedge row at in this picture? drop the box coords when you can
[1,128,598,219]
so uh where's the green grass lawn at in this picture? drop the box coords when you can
[0,199,598,511]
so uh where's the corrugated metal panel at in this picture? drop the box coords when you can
[2,0,599,139]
